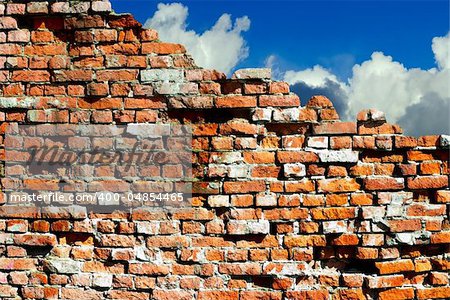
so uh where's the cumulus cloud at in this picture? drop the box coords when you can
[397,93,450,136]
[144,3,250,74]
[281,32,450,136]
[432,33,450,69]
[290,79,349,118]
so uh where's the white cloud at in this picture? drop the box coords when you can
[144,3,250,74]
[432,32,450,70]
[282,32,450,136]
[284,65,345,89]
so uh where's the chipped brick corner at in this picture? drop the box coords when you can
[0,1,449,299]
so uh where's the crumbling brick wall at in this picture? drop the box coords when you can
[0,1,449,299]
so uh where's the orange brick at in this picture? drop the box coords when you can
[244,151,275,164]
[259,94,300,107]
[318,178,360,193]
[408,176,448,189]
[330,234,359,246]
[141,42,186,54]
[311,207,356,220]
[284,235,326,247]
[388,220,422,232]
[215,95,257,108]
[277,151,319,163]
[378,288,415,300]
[430,232,450,244]
[375,259,414,274]
[364,177,404,190]
[436,190,450,203]
[416,287,450,299]
[417,135,440,147]
[12,70,50,82]
[285,180,315,193]
[223,181,266,194]
[269,82,289,94]
[313,122,357,135]
[395,136,417,148]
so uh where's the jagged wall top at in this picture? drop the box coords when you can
[0,0,448,140]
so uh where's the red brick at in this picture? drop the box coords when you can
[416,287,450,299]
[407,176,448,189]
[259,94,300,107]
[12,70,50,82]
[280,136,304,149]
[407,150,448,161]
[311,207,356,220]
[7,3,26,14]
[320,108,339,120]
[61,288,102,300]
[388,220,422,232]
[198,291,239,300]
[429,272,449,285]
[375,259,414,274]
[364,177,404,190]
[378,288,415,300]
[0,43,21,55]
[87,82,109,96]
[331,234,360,246]
[220,121,258,135]
[284,235,326,247]
[358,123,402,135]
[417,135,440,147]
[141,42,186,54]
[223,181,266,194]
[124,97,165,109]
[244,151,275,164]
[430,232,450,244]
[54,70,93,82]
[394,136,417,148]
[140,29,158,41]
[108,14,140,28]
[284,180,315,193]
[406,203,446,217]
[136,110,158,123]
[269,82,290,94]
[31,31,54,43]
[436,190,450,203]
[96,69,138,81]
[0,16,18,29]
[313,122,357,135]
[78,98,122,109]
[277,151,319,163]
[317,178,360,193]
[216,95,257,108]
[306,95,333,107]
[25,44,67,55]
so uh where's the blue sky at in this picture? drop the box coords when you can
[110,1,449,136]
[111,0,449,78]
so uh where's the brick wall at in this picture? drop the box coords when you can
[0,1,449,299]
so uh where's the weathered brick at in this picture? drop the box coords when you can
[311,207,356,220]
[216,95,257,108]
[317,178,360,193]
[375,259,414,274]
[223,181,266,194]
[259,94,300,107]
[364,177,404,191]
[313,122,357,135]
[407,176,448,189]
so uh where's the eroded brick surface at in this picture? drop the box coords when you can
[0,1,449,299]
